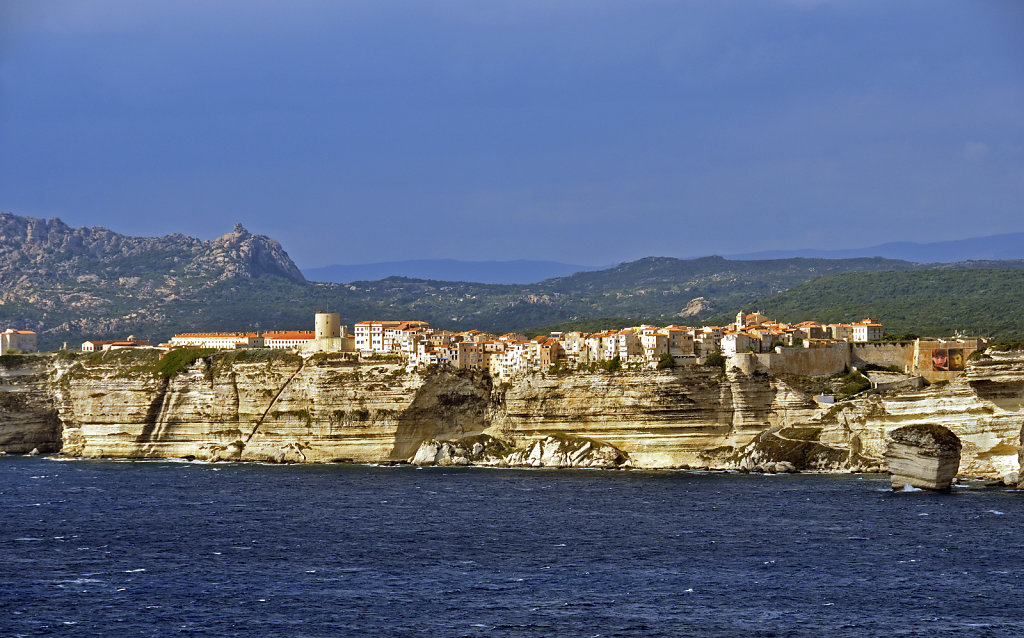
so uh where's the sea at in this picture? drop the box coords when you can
[2,456,1022,637]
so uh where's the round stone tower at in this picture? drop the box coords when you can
[315,312,341,339]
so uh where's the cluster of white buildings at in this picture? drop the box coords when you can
[345,313,887,380]
[70,310,885,381]
[718,312,884,356]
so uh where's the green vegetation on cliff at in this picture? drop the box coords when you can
[721,269,1024,339]
[64,347,305,381]
[152,349,217,379]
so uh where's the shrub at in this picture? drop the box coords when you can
[881,333,918,342]
[862,363,903,374]
[837,371,871,398]
[0,354,26,368]
[656,352,675,369]
[988,342,1024,352]
[601,356,622,372]
[547,360,571,375]
[703,349,726,369]
[154,348,216,379]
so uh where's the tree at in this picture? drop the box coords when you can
[601,356,622,372]
[703,349,726,369]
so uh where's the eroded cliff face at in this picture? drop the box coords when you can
[43,353,821,468]
[0,355,61,453]
[1,349,1022,478]
[817,351,1024,479]
[489,367,818,468]
[55,352,490,463]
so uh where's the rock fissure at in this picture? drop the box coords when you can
[135,377,171,444]
[246,358,305,443]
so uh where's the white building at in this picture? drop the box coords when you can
[262,330,316,350]
[169,332,264,349]
[355,320,429,353]
[616,330,642,362]
[640,332,668,363]
[1,329,38,355]
[81,338,149,352]
[721,331,754,356]
[851,319,884,342]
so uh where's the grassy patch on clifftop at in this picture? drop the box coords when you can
[209,349,302,375]
[153,348,216,379]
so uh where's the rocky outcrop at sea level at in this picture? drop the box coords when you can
[886,424,962,491]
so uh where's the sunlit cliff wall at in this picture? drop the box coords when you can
[0,350,1021,478]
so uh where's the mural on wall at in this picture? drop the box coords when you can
[927,348,966,372]
[948,348,965,371]
[915,340,985,380]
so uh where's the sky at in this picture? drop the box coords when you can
[1,0,1023,268]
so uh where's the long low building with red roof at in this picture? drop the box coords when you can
[81,338,150,352]
[262,330,316,349]
[169,332,264,349]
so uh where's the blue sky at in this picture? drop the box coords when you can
[2,0,1022,267]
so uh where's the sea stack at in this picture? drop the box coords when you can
[886,424,962,491]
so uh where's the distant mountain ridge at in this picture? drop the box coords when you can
[307,232,1024,285]
[303,259,602,285]
[729,231,1024,263]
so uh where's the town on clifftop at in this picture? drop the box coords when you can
[3,311,987,385]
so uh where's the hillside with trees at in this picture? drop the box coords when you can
[1,212,1023,348]
[718,269,1024,340]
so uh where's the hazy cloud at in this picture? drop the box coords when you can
[963,141,991,162]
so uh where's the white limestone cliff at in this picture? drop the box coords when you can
[816,351,1024,479]
[0,349,1021,479]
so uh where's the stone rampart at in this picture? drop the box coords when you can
[851,342,915,372]
[730,343,849,377]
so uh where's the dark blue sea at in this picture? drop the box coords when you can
[2,457,1022,637]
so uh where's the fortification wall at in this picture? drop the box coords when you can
[730,344,849,377]
[851,342,915,372]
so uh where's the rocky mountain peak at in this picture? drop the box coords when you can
[203,223,304,283]
[0,212,307,337]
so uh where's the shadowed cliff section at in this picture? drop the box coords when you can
[0,354,62,453]
[493,366,763,467]
[388,369,493,460]
[135,377,170,445]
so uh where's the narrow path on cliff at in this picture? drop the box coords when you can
[245,359,306,443]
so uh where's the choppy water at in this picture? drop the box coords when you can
[1,457,1022,637]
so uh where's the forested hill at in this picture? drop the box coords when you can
[710,268,1024,340]
[2,211,1023,348]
